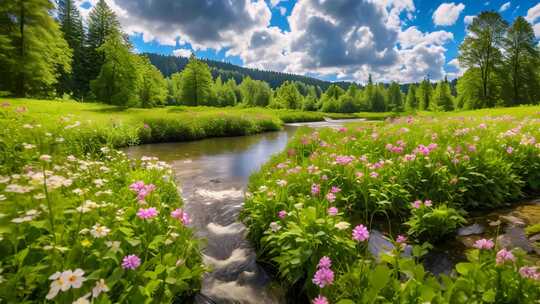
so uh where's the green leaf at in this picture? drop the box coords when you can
[482,289,496,303]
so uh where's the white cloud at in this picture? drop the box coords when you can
[464,15,476,25]
[499,2,510,12]
[432,3,465,26]
[399,26,453,49]
[447,58,465,78]
[525,3,540,23]
[279,6,287,16]
[270,0,282,7]
[534,23,540,38]
[173,48,192,58]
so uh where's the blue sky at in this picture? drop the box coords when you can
[79,0,540,83]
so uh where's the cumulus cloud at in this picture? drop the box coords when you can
[80,0,458,83]
[433,3,465,26]
[499,2,510,12]
[447,58,466,79]
[173,48,192,58]
[464,15,476,25]
[526,3,540,38]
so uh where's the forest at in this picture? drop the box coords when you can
[1,1,538,113]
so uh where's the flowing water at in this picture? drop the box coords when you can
[124,120,366,304]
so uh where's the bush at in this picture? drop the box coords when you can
[405,203,466,242]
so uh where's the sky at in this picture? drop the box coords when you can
[76,0,540,84]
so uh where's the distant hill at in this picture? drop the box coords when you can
[143,53,352,91]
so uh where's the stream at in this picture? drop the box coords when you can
[124,119,540,304]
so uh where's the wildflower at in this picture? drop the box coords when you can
[396,235,407,244]
[355,172,364,179]
[90,224,110,238]
[312,267,334,288]
[330,186,341,193]
[46,272,68,300]
[325,192,336,203]
[171,208,191,225]
[369,171,379,178]
[64,269,86,289]
[473,238,494,250]
[39,154,52,162]
[312,295,329,304]
[411,200,422,209]
[276,179,287,187]
[137,207,159,220]
[278,210,287,219]
[335,221,350,230]
[311,183,320,195]
[335,155,353,165]
[496,249,515,265]
[317,256,332,269]
[424,200,432,207]
[81,239,92,247]
[327,207,338,216]
[269,222,281,232]
[294,203,304,209]
[73,293,91,304]
[506,146,514,154]
[92,279,109,298]
[105,241,121,252]
[121,255,141,270]
[352,224,369,242]
[519,266,539,280]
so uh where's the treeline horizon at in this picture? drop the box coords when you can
[0,1,538,113]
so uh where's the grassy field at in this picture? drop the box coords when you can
[3,98,390,148]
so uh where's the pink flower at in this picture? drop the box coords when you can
[326,192,336,203]
[519,266,539,280]
[396,235,407,244]
[311,184,320,195]
[278,210,287,219]
[352,224,369,242]
[143,123,150,129]
[317,256,332,269]
[312,295,329,304]
[411,200,422,209]
[335,155,353,165]
[506,146,514,154]
[327,207,338,216]
[473,238,494,250]
[369,172,379,178]
[137,207,159,220]
[129,181,145,192]
[338,127,347,133]
[355,172,364,179]
[121,255,141,270]
[171,208,191,225]
[312,267,334,288]
[496,249,515,265]
[424,200,432,207]
[330,186,341,193]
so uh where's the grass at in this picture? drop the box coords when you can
[241,104,540,302]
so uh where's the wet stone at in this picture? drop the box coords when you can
[457,223,485,236]
[499,215,526,227]
[529,234,540,242]
[497,226,534,253]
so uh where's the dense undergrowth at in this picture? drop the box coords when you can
[241,105,540,303]
[0,103,205,302]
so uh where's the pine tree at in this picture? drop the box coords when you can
[239,77,271,107]
[90,32,139,106]
[387,82,403,112]
[405,84,418,111]
[169,72,183,104]
[180,55,213,106]
[431,80,454,111]
[371,85,386,112]
[86,0,121,87]
[57,0,85,96]
[214,76,237,106]
[417,79,432,110]
[0,0,71,97]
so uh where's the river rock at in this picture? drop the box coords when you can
[368,230,412,258]
[529,234,540,242]
[499,215,526,227]
[497,226,534,253]
[457,223,485,236]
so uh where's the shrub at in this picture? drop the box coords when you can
[405,203,467,242]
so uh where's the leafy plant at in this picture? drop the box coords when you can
[405,204,467,242]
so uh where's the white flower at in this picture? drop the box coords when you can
[276,179,287,186]
[0,194,5,201]
[46,272,66,300]
[73,293,91,304]
[258,185,268,192]
[90,224,110,238]
[105,241,120,252]
[63,268,86,289]
[39,155,52,162]
[335,221,351,230]
[23,143,35,149]
[269,222,281,232]
[92,279,109,298]
[294,203,303,209]
[0,176,9,183]
[55,137,65,143]
[33,193,45,200]
[100,147,110,153]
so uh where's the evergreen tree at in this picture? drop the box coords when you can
[0,0,71,97]
[417,79,433,110]
[405,84,418,111]
[136,56,168,107]
[57,0,85,96]
[239,77,271,107]
[90,32,139,106]
[371,85,386,112]
[387,82,403,112]
[459,11,508,106]
[86,0,121,89]
[503,16,539,105]
[431,80,454,111]
[180,55,213,106]
[302,86,318,111]
[320,85,345,113]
